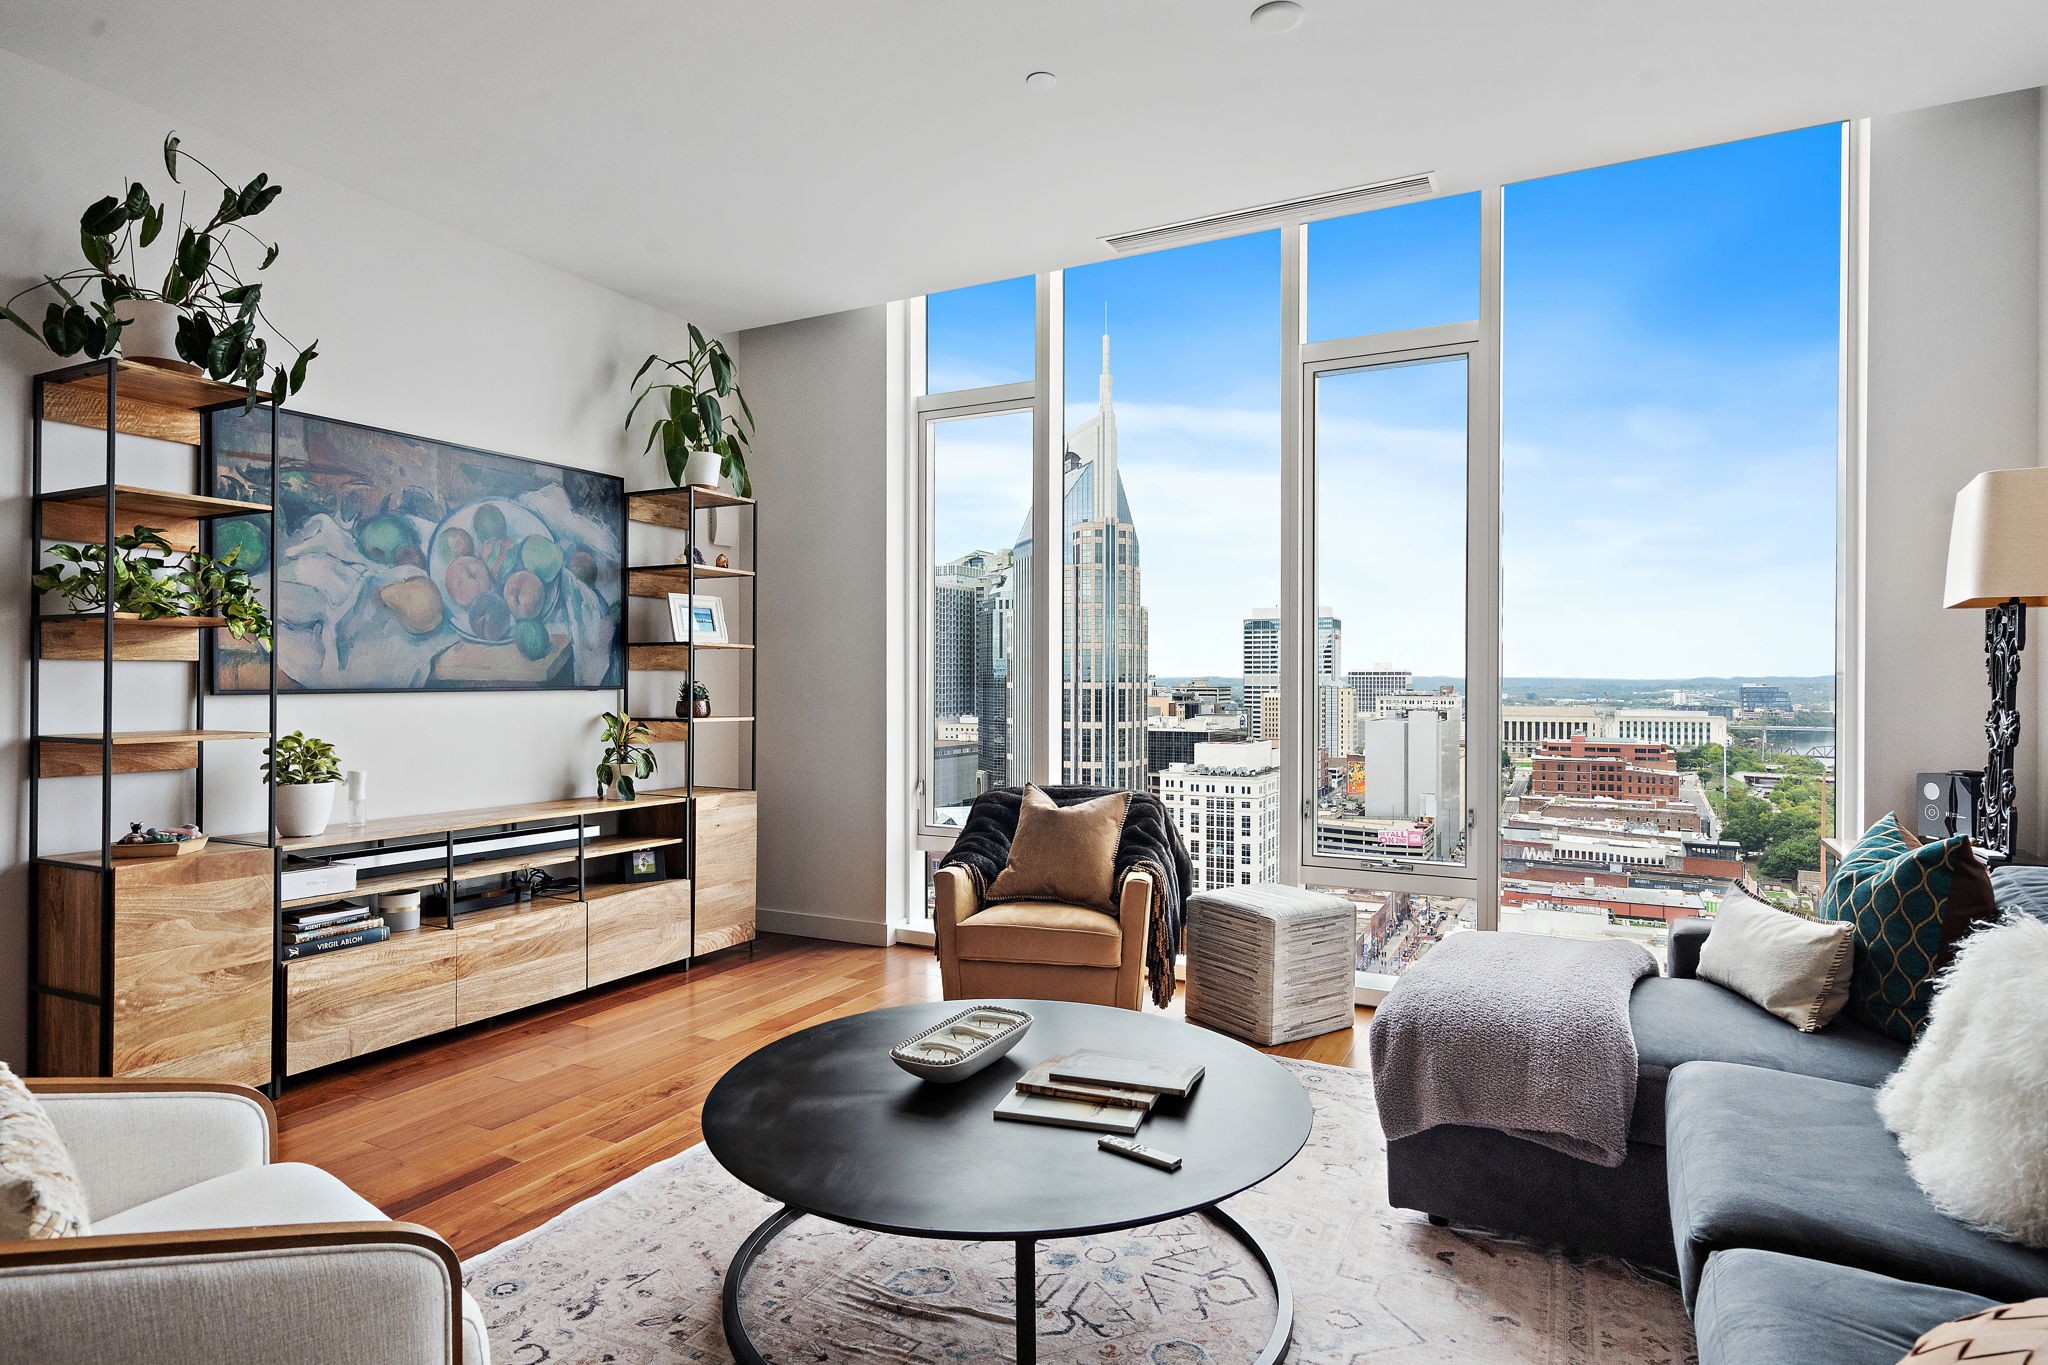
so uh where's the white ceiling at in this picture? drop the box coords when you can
[4,1,2046,332]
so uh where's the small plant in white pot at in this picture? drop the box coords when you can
[265,730,343,837]
[597,711,655,800]
[626,325,754,495]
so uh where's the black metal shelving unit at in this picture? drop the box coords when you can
[622,484,759,965]
[26,357,279,1083]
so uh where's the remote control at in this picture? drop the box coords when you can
[1098,1135,1182,1171]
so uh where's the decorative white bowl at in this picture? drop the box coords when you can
[890,1006,1033,1083]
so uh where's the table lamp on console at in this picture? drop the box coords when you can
[1944,466,2048,859]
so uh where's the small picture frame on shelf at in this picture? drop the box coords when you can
[665,592,728,645]
[625,847,667,883]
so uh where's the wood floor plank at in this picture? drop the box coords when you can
[277,933,1370,1258]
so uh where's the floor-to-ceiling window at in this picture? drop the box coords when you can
[1497,127,1842,963]
[1058,234,1282,891]
[905,128,1845,984]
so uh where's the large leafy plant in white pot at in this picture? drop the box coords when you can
[626,325,754,495]
[265,730,343,837]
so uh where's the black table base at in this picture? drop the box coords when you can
[720,1203,1294,1365]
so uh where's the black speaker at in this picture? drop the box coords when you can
[1915,771,1980,840]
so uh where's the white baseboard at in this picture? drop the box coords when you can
[756,905,895,947]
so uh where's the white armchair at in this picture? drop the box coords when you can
[0,1079,487,1364]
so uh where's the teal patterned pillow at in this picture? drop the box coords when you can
[1819,813,1996,1042]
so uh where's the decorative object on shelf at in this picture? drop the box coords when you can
[889,1006,1033,1083]
[373,889,422,932]
[664,592,728,645]
[626,325,755,495]
[209,408,625,693]
[688,548,706,565]
[1943,467,2048,859]
[677,680,711,719]
[625,847,668,883]
[111,822,208,859]
[344,769,369,827]
[0,132,317,408]
[264,730,344,838]
[33,524,272,649]
[597,711,656,800]
[715,553,731,569]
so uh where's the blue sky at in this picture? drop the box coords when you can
[927,124,1841,681]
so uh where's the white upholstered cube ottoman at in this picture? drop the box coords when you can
[1184,884,1357,1046]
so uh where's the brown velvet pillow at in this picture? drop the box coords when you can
[986,785,1130,913]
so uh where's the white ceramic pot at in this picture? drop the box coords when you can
[113,298,191,370]
[682,449,722,488]
[275,782,339,838]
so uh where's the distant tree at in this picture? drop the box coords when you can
[1760,832,1823,882]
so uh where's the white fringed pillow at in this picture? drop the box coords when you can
[1878,915,2048,1247]
[0,1064,90,1239]
[1697,890,1854,1031]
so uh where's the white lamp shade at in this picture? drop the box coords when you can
[1944,467,2048,608]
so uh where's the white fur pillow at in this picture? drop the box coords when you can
[1878,915,2048,1247]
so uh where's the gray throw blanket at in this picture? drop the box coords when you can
[1369,931,1658,1167]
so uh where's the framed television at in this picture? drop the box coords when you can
[209,406,625,693]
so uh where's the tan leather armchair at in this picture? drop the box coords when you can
[933,865,1153,1010]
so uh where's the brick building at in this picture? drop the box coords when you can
[1529,736,1680,801]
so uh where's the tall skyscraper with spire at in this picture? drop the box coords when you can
[1055,329,1148,789]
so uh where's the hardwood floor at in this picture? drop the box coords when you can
[276,933,1371,1258]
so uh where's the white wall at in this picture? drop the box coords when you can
[741,305,908,944]
[1861,87,2044,846]
[0,48,711,1064]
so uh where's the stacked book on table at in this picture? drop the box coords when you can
[992,1050,1204,1136]
[282,903,390,960]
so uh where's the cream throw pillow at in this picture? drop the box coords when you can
[1879,915,2048,1248]
[1898,1297,2048,1363]
[0,1064,90,1239]
[1697,890,1853,1031]
[986,785,1130,913]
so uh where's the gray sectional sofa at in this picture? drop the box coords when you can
[1384,866,2048,1364]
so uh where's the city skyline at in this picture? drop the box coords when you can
[927,123,1841,681]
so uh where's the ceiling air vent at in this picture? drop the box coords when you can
[1102,173,1438,254]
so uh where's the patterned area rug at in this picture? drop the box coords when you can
[464,1057,1696,1363]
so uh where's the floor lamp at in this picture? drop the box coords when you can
[1943,467,2048,859]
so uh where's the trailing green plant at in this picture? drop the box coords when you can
[0,132,318,408]
[33,524,272,649]
[263,730,342,786]
[597,711,656,799]
[679,680,710,703]
[626,325,754,496]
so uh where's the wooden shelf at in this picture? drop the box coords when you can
[628,487,755,527]
[40,486,270,552]
[281,835,685,911]
[40,360,257,445]
[272,791,690,853]
[629,641,754,671]
[38,614,230,662]
[639,716,754,743]
[626,564,753,597]
[39,728,267,779]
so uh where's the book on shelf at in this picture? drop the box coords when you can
[284,903,375,930]
[285,915,384,945]
[1047,1050,1205,1098]
[281,925,391,960]
[1013,1056,1157,1111]
[991,1089,1146,1136]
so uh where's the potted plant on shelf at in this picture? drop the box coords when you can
[33,524,272,649]
[598,711,656,800]
[676,680,711,719]
[264,731,343,838]
[0,132,317,408]
[625,324,754,495]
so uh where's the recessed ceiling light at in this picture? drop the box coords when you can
[1249,1,1303,33]
[1024,71,1058,91]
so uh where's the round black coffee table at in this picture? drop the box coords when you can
[702,999,1313,1364]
